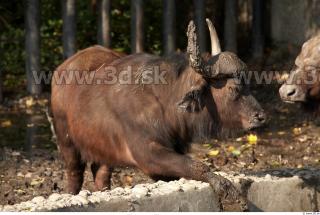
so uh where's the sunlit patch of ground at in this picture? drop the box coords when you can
[1,86,319,205]
[1,52,320,205]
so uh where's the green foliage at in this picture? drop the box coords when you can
[110,0,162,54]
[0,26,25,91]
[0,1,25,91]
[0,0,185,93]
[110,0,131,53]
[40,0,63,74]
[144,0,162,54]
[77,0,97,49]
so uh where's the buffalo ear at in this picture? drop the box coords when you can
[177,78,208,113]
[177,89,205,113]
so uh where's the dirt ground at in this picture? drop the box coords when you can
[1,51,320,206]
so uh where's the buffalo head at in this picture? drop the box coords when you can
[279,35,320,112]
[182,20,266,131]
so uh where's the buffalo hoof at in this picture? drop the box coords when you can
[209,174,248,211]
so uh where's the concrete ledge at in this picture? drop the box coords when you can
[0,179,220,212]
[244,168,320,212]
[1,169,320,212]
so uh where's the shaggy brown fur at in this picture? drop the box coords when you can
[51,45,265,210]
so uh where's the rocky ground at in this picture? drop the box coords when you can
[1,49,320,206]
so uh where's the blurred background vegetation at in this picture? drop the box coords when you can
[1,2,320,204]
[0,1,143,94]
[1,0,320,97]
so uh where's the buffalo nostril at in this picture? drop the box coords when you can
[287,88,296,97]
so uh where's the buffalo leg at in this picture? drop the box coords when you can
[54,118,85,194]
[135,142,247,211]
[58,142,85,194]
[91,163,113,190]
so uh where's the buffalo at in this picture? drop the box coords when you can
[51,20,266,210]
[279,34,320,112]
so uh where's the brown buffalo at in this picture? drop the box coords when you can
[51,20,266,210]
[279,34,320,112]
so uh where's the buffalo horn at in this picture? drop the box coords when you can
[206,18,221,56]
[186,21,213,77]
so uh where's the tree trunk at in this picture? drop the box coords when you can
[25,0,42,95]
[252,0,264,58]
[62,0,76,59]
[97,0,111,47]
[163,0,176,55]
[131,0,144,53]
[194,0,206,53]
[224,0,237,53]
[0,69,3,103]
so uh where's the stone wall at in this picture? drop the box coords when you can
[1,169,319,212]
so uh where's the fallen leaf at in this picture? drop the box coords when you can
[241,144,252,150]
[11,151,21,156]
[26,97,35,108]
[227,146,235,152]
[270,161,280,167]
[14,189,26,195]
[17,172,24,178]
[231,149,241,156]
[27,123,34,128]
[292,127,302,135]
[247,134,258,144]
[30,178,45,186]
[236,137,242,142]
[208,150,219,156]
[298,135,308,142]
[277,131,286,136]
[1,120,12,128]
